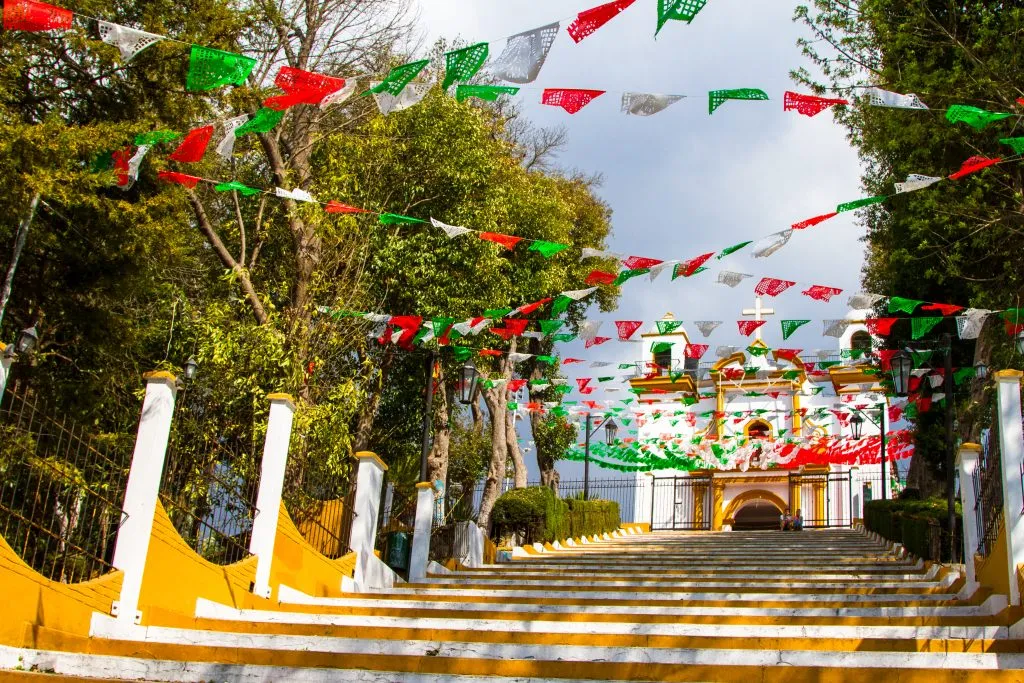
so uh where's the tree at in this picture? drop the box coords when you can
[533,414,578,491]
[793,0,1024,494]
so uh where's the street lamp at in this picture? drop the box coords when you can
[458,361,478,405]
[849,406,888,500]
[582,414,615,501]
[604,418,618,445]
[5,325,38,359]
[850,414,864,440]
[15,326,38,355]
[890,350,913,397]
[184,356,199,382]
[975,360,989,380]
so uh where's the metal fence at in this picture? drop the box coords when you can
[158,383,261,565]
[790,471,852,528]
[976,424,1003,557]
[282,448,356,560]
[375,479,416,551]
[650,475,713,530]
[0,380,130,583]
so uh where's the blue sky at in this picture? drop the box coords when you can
[417,0,867,480]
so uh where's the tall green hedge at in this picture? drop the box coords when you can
[491,486,620,543]
[864,497,962,562]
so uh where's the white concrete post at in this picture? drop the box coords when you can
[408,482,436,581]
[349,451,387,557]
[957,443,983,595]
[850,466,862,523]
[343,451,401,591]
[248,393,296,599]
[111,371,177,624]
[996,370,1024,605]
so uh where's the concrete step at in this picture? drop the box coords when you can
[270,589,1006,620]
[198,597,1013,633]
[78,616,1024,676]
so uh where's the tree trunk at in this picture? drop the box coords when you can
[476,341,516,531]
[476,387,508,532]
[506,409,528,488]
[906,452,943,497]
[524,356,560,491]
[427,367,452,486]
[532,407,561,493]
[352,350,392,452]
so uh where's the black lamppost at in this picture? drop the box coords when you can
[583,414,617,501]
[974,360,989,380]
[849,407,887,500]
[4,325,38,359]
[890,350,913,397]
[850,414,864,439]
[184,356,199,382]
[458,361,478,405]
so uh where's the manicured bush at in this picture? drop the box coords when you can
[491,486,621,543]
[491,486,565,543]
[864,497,962,562]
[566,498,620,538]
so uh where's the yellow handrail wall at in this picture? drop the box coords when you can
[0,531,122,649]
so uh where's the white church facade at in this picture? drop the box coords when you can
[624,303,897,532]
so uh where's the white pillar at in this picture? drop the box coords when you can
[408,482,435,581]
[111,371,177,624]
[996,370,1024,606]
[849,466,860,523]
[347,451,388,589]
[957,443,982,594]
[248,393,296,599]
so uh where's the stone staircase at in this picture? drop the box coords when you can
[4,528,1024,682]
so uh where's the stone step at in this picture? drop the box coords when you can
[328,585,961,602]
[271,589,1005,619]
[442,568,938,581]
[78,616,1024,677]
[10,641,1024,683]
[198,597,1012,631]
[408,577,950,590]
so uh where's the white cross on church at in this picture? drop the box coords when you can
[742,296,775,341]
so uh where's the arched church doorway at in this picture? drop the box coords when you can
[733,499,783,531]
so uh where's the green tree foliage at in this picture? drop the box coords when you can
[793,0,1024,492]
[0,0,617,554]
[532,414,577,489]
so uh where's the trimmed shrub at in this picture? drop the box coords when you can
[566,498,620,538]
[864,497,962,562]
[491,486,621,543]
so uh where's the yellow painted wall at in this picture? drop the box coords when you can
[0,532,122,649]
[137,500,358,626]
[268,503,355,598]
[975,524,1011,597]
[135,501,268,627]
[0,498,360,641]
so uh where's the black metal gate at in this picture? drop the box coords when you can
[650,475,713,531]
[788,471,852,528]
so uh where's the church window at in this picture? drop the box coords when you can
[653,348,672,374]
[745,419,772,440]
[851,330,872,352]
